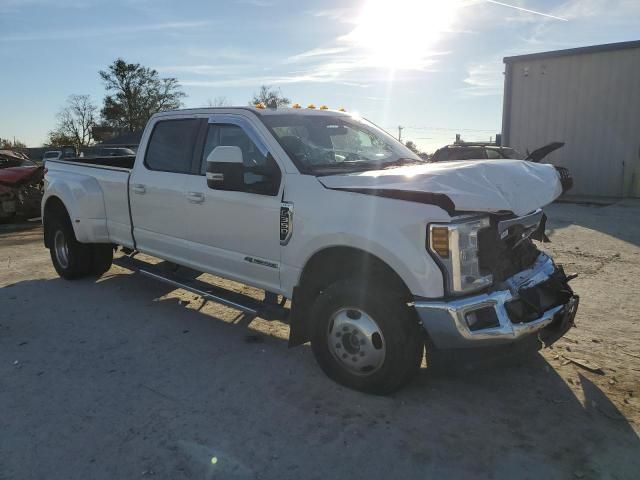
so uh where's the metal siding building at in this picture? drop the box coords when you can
[502,40,640,198]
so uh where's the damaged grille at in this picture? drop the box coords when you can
[505,266,575,323]
[478,217,541,282]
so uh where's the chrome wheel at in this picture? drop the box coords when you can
[53,229,69,269]
[327,308,386,376]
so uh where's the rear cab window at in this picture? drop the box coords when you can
[144,119,203,174]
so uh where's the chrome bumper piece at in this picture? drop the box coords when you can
[413,254,577,348]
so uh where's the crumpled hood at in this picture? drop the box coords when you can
[0,166,42,186]
[318,159,563,216]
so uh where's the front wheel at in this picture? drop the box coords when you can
[310,280,424,394]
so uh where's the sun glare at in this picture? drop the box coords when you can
[345,0,463,69]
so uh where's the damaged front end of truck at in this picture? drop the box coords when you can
[415,208,579,350]
[319,157,579,350]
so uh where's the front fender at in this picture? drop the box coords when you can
[294,232,445,299]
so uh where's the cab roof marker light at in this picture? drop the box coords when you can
[320,105,329,110]
[307,104,316,109]
[254,102,266,109]
[338,107,347,112]
[292,103,301,109]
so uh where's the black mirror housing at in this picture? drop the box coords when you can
[207,162,244,190]
[206,145,244,191]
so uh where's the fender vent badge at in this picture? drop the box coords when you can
[280,202,294,245]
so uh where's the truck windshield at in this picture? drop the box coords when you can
[261,113,422,174]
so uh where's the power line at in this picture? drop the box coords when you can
[386,126,497,132]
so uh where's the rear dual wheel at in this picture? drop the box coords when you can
[48,213,113,279]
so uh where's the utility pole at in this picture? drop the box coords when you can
[398,126,403,142]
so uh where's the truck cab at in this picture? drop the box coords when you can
[41,106,579,394]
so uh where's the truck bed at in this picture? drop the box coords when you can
[54,155,136,170]
[45,158,134,248]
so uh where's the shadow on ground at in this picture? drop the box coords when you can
[1,270,638,480]
[546,200,640,247]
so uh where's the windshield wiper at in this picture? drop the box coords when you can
[381,157,426,169]
[308,160,379,172]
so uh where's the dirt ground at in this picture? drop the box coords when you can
[1,201,639,480]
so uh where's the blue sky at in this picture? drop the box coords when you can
[1,0,638,152]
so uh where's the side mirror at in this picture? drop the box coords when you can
[206,146,244,191]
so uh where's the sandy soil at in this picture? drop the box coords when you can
[0,201,638,479]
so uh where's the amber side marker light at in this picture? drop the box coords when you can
[430,226,450,258]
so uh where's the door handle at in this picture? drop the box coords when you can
[185,192,205,204]
[132,184,146,195]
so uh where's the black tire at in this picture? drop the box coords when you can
[310,280,424,394]
[47,212,92,280]
[90,244,114,276]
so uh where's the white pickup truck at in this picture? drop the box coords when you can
[42,106,578,393]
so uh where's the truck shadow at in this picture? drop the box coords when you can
[1,272,639,479]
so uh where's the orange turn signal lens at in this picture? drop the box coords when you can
[430,227,450,258]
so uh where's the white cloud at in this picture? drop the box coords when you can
[461,62,504,97]
[0,20,210,42]
[312,7,359,23]
[284,47,350,63]
[484,0,568,21]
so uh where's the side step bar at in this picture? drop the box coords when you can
[114,255,289,321]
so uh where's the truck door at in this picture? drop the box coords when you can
[181,114,283,293]
[129,117,203,265]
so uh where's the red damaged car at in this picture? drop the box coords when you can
[0,150,44,221]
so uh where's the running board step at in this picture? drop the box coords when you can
[114,255,289,321]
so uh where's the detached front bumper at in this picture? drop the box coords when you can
[413,254,578,349]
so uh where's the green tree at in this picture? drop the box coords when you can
[45,131,75,148]
[100,58,186,132]
[47,94,97,150]
[250,85,290,108]
[405,140,420,155]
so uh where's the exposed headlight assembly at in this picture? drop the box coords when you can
[428,217,493,295]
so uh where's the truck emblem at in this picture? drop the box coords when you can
[280,202,294,245]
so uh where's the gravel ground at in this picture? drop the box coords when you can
[1,201,639,480]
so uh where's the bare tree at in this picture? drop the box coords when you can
[250,85,290,108]
[206,96,230,107]
[0,137,27,149]
[48,95,97,149]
